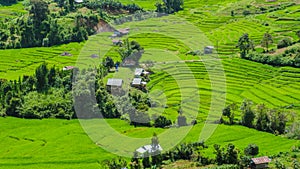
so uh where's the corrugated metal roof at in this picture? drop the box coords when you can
[135,68,144,76]
[132,78,142,85]
[136,144,163,154]
[107,79,123,86]
[251,156,271,164]
[63,66,75,71]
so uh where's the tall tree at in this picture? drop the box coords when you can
[29,0,50,45]
[255,104,269,131]
[151,132,159,149]
[117,38,133,60]
[222,104,235,124]
[225,143,238,164]
[103,57,115,69]
[47,19,62,46]
[240,99,255,128]
[35,63,49,92]
[244,144,259,156]
[261,32,273,52]
[237,33,254,58]
[142,151,151,168]
[214,144,225,165]
[29,0,49,24]
[155,0,184,14]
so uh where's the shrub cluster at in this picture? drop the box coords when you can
[103,142,263,169]
[221,100,287,135]
[83,0,142,13]
[244,44,300,67]
[0,0,142,49]
[0,61,121,119]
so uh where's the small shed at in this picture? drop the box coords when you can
[90,54,99,58]
[106,78,123,93]
[134,68,144,77]
[204,46,214,54]
[118,28,129,35]
[112,39,122,45]
[122,58,136,67]
[63,66,75,71]
[250,156,271,169]
[131,78,142,87]
[136,144,163,157]
[114,28,130,37]
[74,0,83,3]
[111,34,118,38]
[61,52,72,56]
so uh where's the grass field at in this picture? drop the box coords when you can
[0,42,84,79]
[0,117,298,169]
[0,2,26,20]
[1,0,300,168]
[99,14,300,120]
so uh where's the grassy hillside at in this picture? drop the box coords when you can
[0,2,26,20]
[1,0,300,168]
[0,117,298,169]
[0,42,83,79]
[118,0,300,55]
[98,14,300,121]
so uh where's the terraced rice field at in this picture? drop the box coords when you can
[105,13,300,119]
[0,117,298,169]
[0,2,26,20]
[0,43,84,79]
[144,58,300,121]
[1,0,300,168]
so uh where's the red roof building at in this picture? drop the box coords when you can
[250,156,271,169]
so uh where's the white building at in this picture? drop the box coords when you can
[136,144,163,157]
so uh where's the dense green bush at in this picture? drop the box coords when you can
[286,122,300,140]
[0,0,141,49]
[277,37,293,49]
[19,89,73,119]
[243,10,251,16]
[154,115,172,128]
[0,61,122,120]
[243,44,300,67]
[83,0,142,13]
[221,101,288,135]
[244,144,259,156]
[214,144,239,165]
[155,0,184,14]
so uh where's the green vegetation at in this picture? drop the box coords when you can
[0,42,83,80]
[0,2,26,20]
[155,0,184,14]
[245,44,300,67]
[1,0,300,168]
[0,117,298,169]
[0,0,142,49]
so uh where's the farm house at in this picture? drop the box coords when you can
[131,78,147,88]
[106,78,123,94]
[112,39,122,45]
[136,144,163,157]
[112,28,130,37]
[250,156,271,169]
[134,68,149,77]
[204,46,214,54]
[62,66,75,71]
